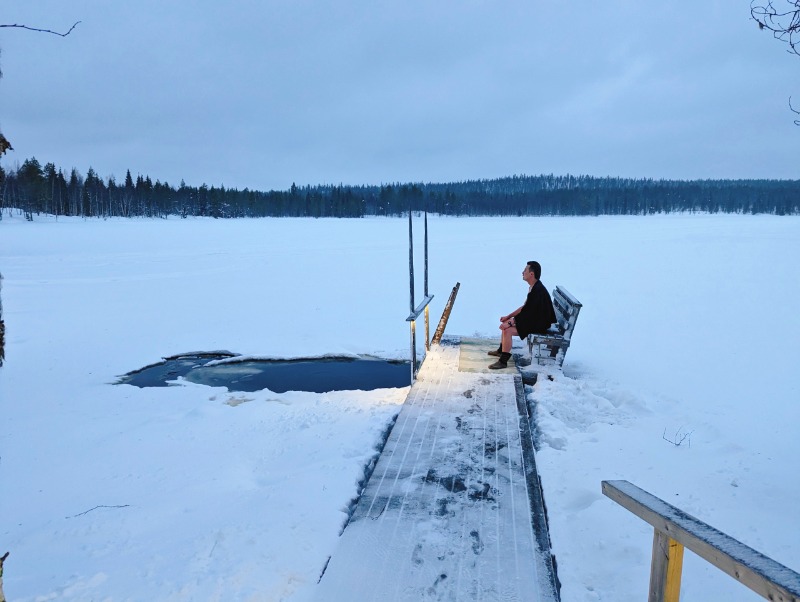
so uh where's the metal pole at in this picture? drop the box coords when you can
[424,209,428,297]
[424,208,430,350]
[408,207,416,381]
[409,207,415,312]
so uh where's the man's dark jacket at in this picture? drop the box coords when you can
[515,280,557,339]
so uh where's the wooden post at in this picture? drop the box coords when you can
[650,529,684,602]
[432,283,460,345]
[424,305,430,351]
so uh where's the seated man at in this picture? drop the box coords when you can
[489,260,557,369]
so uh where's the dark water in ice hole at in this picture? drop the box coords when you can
[117,353,412,393]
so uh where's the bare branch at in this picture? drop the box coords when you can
[751,1,800,55]
[790,96,800,125]
[751,1,800,124]
[0,21,81,37]
[67,504,130,519]
[662,427,692,447]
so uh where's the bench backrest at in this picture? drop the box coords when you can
[552,286,582,341]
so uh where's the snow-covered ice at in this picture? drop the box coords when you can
[1,212,798,601]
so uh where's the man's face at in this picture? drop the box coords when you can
[522,265,531,280]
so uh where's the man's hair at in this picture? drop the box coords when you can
[527,261,542,280]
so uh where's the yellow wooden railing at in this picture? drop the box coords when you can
[602,480,800,602]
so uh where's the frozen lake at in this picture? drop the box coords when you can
[1,212,798,601]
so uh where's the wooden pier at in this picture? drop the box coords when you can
[313,337,559,601]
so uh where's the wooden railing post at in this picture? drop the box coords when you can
[602,480,800,602]
[431,283,460,345]
[650,529,684,602]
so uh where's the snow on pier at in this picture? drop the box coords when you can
[314,337,559,601]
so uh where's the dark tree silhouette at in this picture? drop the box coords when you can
[2,159,798,219]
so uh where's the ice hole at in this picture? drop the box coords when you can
[117,352,411,393]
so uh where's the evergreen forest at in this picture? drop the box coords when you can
[1,157,798,220]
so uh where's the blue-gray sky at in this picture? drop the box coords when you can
[1,1,798,190]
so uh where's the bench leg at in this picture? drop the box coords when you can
[535,343,552,365]
[529,337,569,367]
[541,342,569,366]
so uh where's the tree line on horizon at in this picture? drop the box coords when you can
[1,157,798,220]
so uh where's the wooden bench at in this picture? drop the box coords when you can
[527,285,582,367]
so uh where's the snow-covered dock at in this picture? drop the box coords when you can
[314,337,559,601]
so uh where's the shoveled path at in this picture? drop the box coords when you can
[313,337,559,601]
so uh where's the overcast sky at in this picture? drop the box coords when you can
[1,1,798,190]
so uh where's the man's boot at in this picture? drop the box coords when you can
[487,344,502,357]
[488,352,511,370]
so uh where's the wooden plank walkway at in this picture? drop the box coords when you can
[313,337,559,602]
